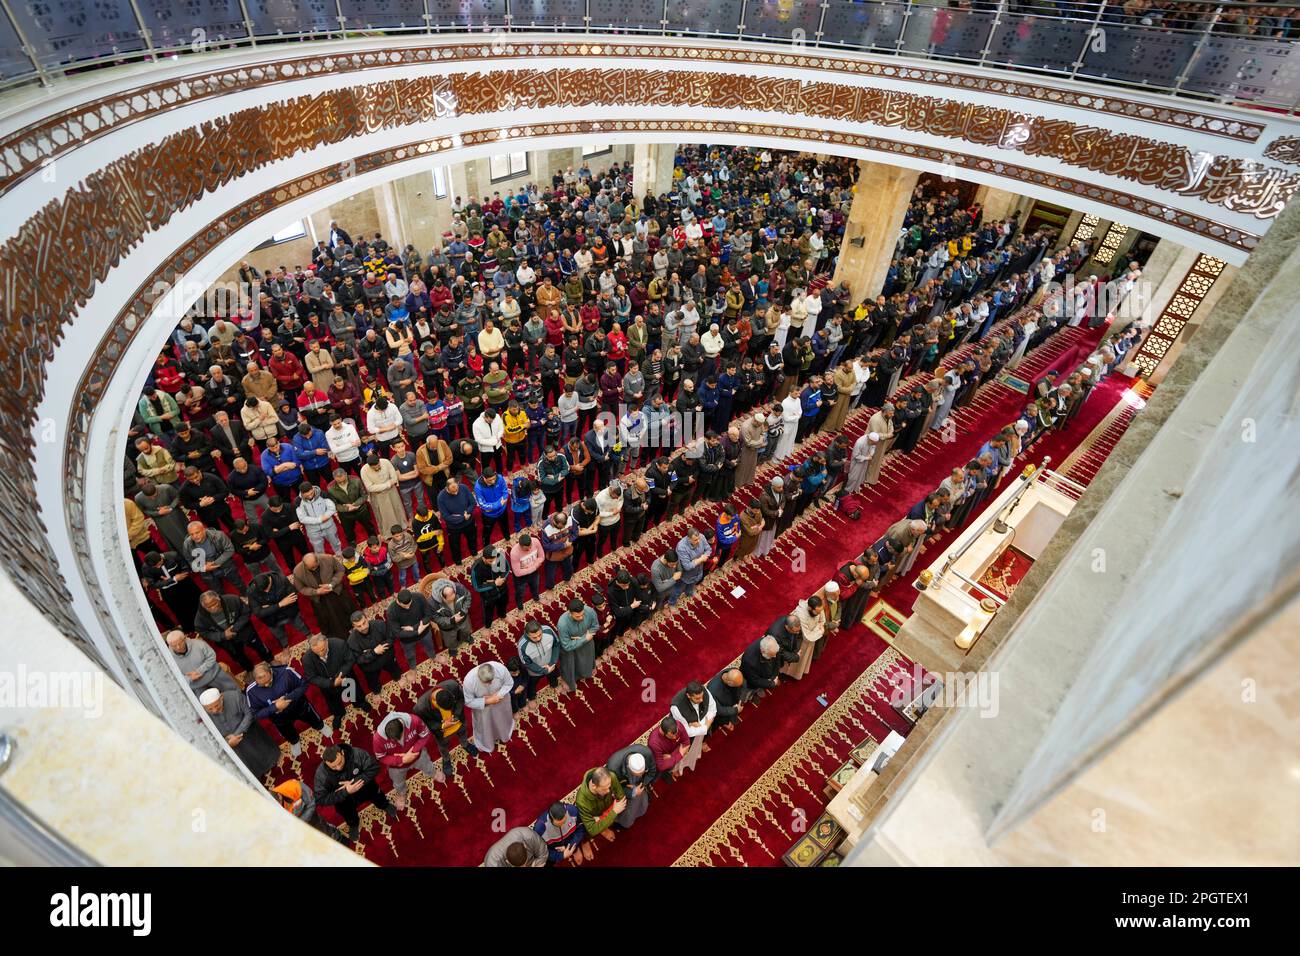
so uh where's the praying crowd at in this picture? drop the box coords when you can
[126,144,1145,858]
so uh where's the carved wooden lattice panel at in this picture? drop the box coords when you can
[1131,253,1227,381]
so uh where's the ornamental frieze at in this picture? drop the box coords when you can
[0,40,1269,196]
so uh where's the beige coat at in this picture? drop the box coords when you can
[361,458,407,533]
[304,348,336,392]
[782,598,827,681]
[865,410,896,485]
[241,399,280,441]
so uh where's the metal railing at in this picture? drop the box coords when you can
[1,1,1298,110]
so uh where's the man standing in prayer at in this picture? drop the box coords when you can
[361,452,406,536]
[412,676,480,776]
[783,594,827,680]
[556,597,599,694]
[670,679,717,769]
[463,660,515,752]
[776,390,801,460]
[736,413,767,488]
[755,476,786,557]
[534,802,592,865]
[373,710,441,808]
[291,551,357,640]
[167,629,241,695]
[312,742,397,841]
[607,745,657,829]
[200,687,281,780]
[865,403,896,485]
[647,716,693,781]
[706,667,747,734]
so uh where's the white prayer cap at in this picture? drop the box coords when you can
[771,476,785,488]
[199,688,221,705]
[1014,421,1029,434]
[824,581,840,593]
[910,520,928,533]
[869,432,880,442]
[882,402,895,412]
[628,753,646,774]
[753,413,767,425]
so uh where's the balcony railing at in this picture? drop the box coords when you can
[1,1,1298,110]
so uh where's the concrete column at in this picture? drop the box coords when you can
[1057,210,1084,249]
[373,181,406,251]
[448,160,471,211]
[833,160,920,303]
[390,168,450,255]
[974,184,1022,224]
[632,142,676,199]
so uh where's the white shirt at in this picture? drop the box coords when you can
[366,403,403,441]
[781,394,802,425]
[851,362,871,396]
[701,330,724,358]
[326,422,362,462]
[472,413,504,452]
[671,691,717,738]
[594,487,624,526]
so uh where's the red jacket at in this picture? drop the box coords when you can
[372,713,433,767]
[270,352,306,389]
[648,721,690,772]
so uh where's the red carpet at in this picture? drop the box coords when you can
[588,328,1134,866]
[974,548,1034,601]
[248,320,1131,865]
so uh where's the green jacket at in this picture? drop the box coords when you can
[575,769,625,837]
[137,391,180,431]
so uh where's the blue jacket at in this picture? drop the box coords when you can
[291,428,330,471]
[260,444,302,487]
[716,514,741,546]
[437,482,477,529]
[800,386,822,418]
[510,476,532,514]
[245,664,309,720]
[475,475,509,518]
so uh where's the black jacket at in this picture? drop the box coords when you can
[386,594,434,643]
[765,616,803,663]
[301,637,357,689]
[413,679,467,742]
[347,620,398,671]
[707,671,746,720]
[312,744,380,805]
[740,638,780,689]
[248,570,300,625]
[607,580,641,623]
[193,594,251,644]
